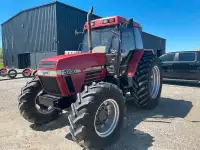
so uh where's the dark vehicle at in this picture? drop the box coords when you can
[160,51,200,81]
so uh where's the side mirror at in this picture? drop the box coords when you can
[75,29,78,36]
[159,58,164,62]
[126,18,133,28]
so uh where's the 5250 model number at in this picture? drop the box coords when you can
[61,69,81,75]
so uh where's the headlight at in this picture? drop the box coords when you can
[37,70,61,77]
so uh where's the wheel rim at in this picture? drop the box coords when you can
[35,91,54,114]
[94,99,120,138]
[150,65,161,99]
[9,71,16,77]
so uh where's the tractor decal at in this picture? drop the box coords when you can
[61,69,81,75]
[84,65,105,72]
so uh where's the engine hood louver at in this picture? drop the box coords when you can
[38,61,57,69]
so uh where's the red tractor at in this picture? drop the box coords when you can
[18,7,162,150]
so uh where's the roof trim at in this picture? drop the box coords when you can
[142,31,166,40]
[56,1,100,18]
[1,1,101,25]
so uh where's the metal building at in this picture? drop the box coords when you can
[142,32,166,57]
[1,1,166,69]
[1,1,100,69]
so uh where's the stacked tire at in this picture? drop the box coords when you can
[0,68,8,77]
[7,69,17,79]
[22,68,32,78]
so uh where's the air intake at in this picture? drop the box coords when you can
[84,70,102,84]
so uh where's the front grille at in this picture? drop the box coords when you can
[38,61,56,68]
[84,70,102,83]
[39,77,61,95]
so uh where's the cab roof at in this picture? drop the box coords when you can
[84,16,142,30]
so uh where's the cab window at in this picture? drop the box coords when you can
[121,28,136,55]
[160,53,175,61]
[134,27,143,49]
[178,52,196,61]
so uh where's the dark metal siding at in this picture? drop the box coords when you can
[1,3,57,68]
[56,3,100,55]
[142,32,166,56]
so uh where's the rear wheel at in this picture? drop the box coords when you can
[18,77,60,125]
[66,82,125,150]
[131,52,162,109]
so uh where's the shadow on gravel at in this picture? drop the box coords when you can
[106,97,193,150]
[163,79,200,88]
[125,97,193,126]
[30,113,69,131]
[0,77,32,81]
[105,128,154,150]
[31,97,193,150]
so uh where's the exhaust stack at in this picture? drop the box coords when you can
[87,7,93,53]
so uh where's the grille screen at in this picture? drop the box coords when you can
[65,76,75,93]
[39,77,61,95]
[38,61,56,68]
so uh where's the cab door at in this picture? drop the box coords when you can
[173,52,198,80]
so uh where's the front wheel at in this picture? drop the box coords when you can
[18,77,60,125]
[67,82,125,150]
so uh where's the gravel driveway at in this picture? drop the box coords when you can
[0,77,200,150]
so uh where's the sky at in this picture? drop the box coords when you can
[0,0,200,52]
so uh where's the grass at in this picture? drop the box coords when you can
[0,63,4,68]
[0,48,4,68]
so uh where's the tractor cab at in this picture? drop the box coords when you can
[78,15,144,76]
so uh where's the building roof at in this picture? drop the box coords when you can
[1,1,101,25]
[142,31,166,40]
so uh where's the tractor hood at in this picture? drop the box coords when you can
[38,52,106,72]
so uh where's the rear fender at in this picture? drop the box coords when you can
[127,50,144,86]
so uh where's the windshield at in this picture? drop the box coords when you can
[80,27,119,53]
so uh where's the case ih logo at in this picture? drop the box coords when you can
[84,65,104,72]
[61,69,81,75]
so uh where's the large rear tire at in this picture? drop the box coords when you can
[131,52,162,109]
[18,77,60,125]
[66,82,125,150]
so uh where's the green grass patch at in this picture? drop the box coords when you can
[0,48,3,68]
[0,63,4,68]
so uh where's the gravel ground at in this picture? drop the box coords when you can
[0,76,200,150]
